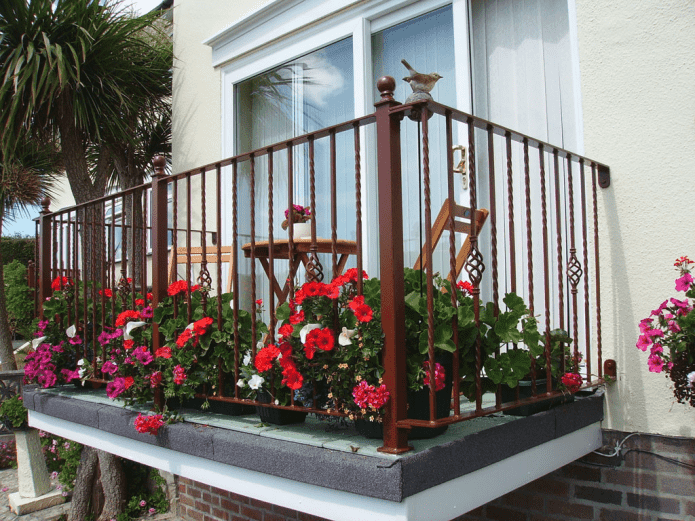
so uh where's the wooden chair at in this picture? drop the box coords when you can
[167,246,234,293]
[413,199,489,282]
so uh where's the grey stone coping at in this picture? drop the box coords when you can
[22,385,603,502]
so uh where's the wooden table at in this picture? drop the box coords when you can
[241,238,357,305]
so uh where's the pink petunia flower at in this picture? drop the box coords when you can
[675,272,693,292]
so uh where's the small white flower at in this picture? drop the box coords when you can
[687,371,695,389]
[256,341,264,350]
[186,322,195,330]
[66,325,76,338]
[31,336,47,349]
[124,321,147,340]
[339,327,357,346]
[77,359,85,366]
[243,352,252,366]
[274,399,279,405]
[236,378,245,388]
[299,323,321,344]
[248,374,265,390]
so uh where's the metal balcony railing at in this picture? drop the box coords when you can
[35,76,611,453]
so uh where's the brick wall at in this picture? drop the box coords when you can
[177,476,330,521]
[177,430,695,521]
[458,430,695,521]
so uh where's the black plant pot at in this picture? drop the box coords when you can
[256,391,307,425]
[500,378,574,416]
[355,353,453,440]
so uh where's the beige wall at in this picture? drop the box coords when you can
[171,0,271,174]
[576,0,695,435]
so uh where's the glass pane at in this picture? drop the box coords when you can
[234,39,355,310]
[372,6,459,275]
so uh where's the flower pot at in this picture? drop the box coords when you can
[501,378,574,416]
[256,391,307,425]
[291,222,312,239]
[355,353,453,440]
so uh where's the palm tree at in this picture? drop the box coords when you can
[0,0,172,204]
[0,2,172,519]
[0,141,58,371]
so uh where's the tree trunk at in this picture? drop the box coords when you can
[96,450,126,521]
[69,446,99,521]
[0,211,17,371]
[69,447,126,521]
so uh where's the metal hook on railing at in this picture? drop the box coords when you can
[453,145,467,189]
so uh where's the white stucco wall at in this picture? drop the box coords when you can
[171,0,271,174]
[575,0,695,436]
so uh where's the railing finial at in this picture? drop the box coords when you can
[41,197,50,213]
[377,76,396,101]
[153,155,167,177]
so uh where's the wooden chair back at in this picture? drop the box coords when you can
[413,199,489,282]
[167,246,234,293]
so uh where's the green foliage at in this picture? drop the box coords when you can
[0,395,27,428]
[4,259,36,338]
[0,438,16,469]
[116,462,169,520]
[0,235,34,266]
[40,433,82,492]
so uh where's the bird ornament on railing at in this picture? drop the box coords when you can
[401,59,443,104]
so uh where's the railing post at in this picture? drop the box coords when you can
[37,199,52,319]
[374,77,411,454]
[151,156,169,392]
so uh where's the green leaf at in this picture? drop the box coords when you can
[276,302,290,322]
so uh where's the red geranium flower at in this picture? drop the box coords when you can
[155,346,172,359]
[289,310,305,325]
[99,288,113,298]
[176,329,194,348]
[254,345,281,373]
[167,280,189,296]
[116,310,141,327]
[134,413,164,436]
[51,276,73,291]
[278,323,294,339]
[124,339,135,351]
[124,376,135,390]
[193,317,213,336]
[302,281,326,298]
[306,328,334,352]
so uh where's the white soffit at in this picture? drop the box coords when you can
[29,410,601,521]
[202,0,447,69]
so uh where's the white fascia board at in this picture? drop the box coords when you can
[29,410,601,521]
[205,0,363,68]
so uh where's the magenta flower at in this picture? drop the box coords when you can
[140,306,154,319]
[675,272,693,292]
[638,318,653,333]
[68,334,82,346]
[101,361,118,375]
[651,300,668,316]
[106,378,126,399]
[133,346,153,366]
[636,334,652,351]
[647,354,664,373]
[650,343,663,355]
[60,368,80,382]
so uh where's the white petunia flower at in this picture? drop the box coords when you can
[339,327,357,346]
[248,374,265,390]
[687,371,695,389]
[243,352,252,366]
[299,323,321,344]
[31,336,47,349]
[236,378,245,388]
[124,321,147,340]
[256,341,264,350]
[66,325,77,338]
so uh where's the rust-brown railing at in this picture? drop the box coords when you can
[35,76,610,453]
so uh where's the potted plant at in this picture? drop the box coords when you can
[274,268,464,438]
[281,204,312,238]
[637,256,695,407]
[0,395,28,431]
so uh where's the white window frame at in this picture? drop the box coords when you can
[211,0,472,274]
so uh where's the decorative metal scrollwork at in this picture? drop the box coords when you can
[464,244,485,286]
[567,251,583,290]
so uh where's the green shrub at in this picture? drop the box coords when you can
[0,234,35,266]
[4,259,36,339]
